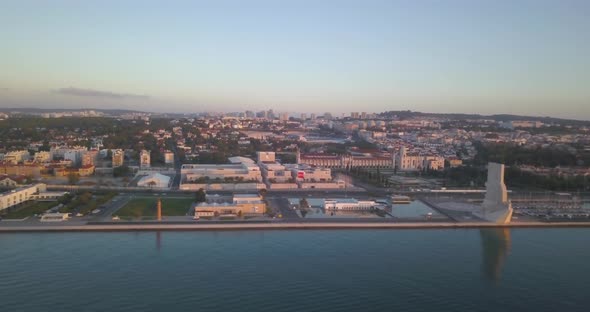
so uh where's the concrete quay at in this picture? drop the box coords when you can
[1,221,590,232]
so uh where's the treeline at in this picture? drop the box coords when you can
[378,111,590,126]
[473,142,590,167]
[505,167,590,191]
[426,166,590,191]
[0,117,117,131]
[0,116,177,150]
[425,166,487,188]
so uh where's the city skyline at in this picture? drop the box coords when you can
[1,0,589,119]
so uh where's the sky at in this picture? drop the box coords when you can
[1,0,589,119]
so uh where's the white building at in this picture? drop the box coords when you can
[33,151,53,163]
[286,164,332,182]
[64,147,87,166]
[255,152,293,184]
[4,150,30,164]
[40,213,69,222]
[259,162,291,183]
[228,156,256,165]
[137,173,171,188]
[194,194,265,217]
[50,146,87,162]
[181,157,262,183]
[0,183,47,212]
[324,198,378,211]
[232,194,264,204]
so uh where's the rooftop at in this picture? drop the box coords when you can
[233,194,261,198]
[325,198,359,203]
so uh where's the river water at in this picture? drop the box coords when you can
[0,229,588,311]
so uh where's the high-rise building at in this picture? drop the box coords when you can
[64,148,87,167]
[112,149,124,167]
[361,112,367,119]
[300,113,307,120]
[280,113,289,121]
[351,112,359,119]
[140,150,151,168]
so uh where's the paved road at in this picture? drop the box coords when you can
[266,197,300,219]
[171,173,181,189]
[92,194,131,221]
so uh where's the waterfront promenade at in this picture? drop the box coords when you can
[1,221,590,232]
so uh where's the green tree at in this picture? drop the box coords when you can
[58,193,74,205]
[79,191,92,205]
[195,188,207,203]
[113,165,130,177]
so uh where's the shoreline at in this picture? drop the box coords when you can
[2,221,590,232]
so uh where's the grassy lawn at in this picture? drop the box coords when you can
[2,201,57,219]
[78,192,118,215]
[56,192,119,215]
[116,197,194,217]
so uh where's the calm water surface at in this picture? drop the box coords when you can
[0,229,588,312]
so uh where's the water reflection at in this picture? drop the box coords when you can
[480,228,511,282]
[156,231,162,251]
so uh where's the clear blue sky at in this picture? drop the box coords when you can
[1,0,589,118]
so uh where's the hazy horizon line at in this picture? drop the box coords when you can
[1,105,588,122]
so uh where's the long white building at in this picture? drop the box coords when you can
[0,184,47,212]
[181,157,262,183]
[324,198,378,211]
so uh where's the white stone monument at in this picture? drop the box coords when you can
[475,163,513,224]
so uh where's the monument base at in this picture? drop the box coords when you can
[474,204,513,224]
